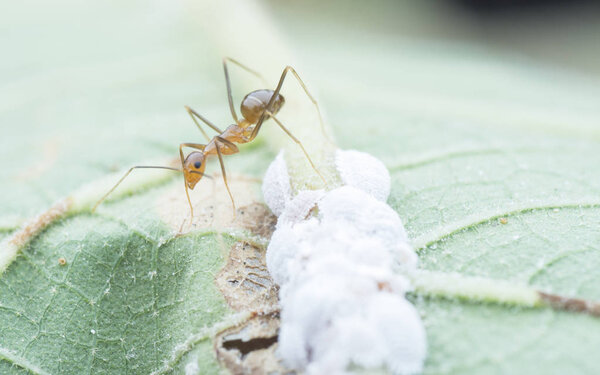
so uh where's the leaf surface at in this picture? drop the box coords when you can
[2,1,600,374]
[299,19,600,374]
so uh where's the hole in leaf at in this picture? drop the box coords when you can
[222,335,279,358]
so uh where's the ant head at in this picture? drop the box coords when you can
[240,89,285,124]
[183,151,207,189]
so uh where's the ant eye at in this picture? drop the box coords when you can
[194,161,201,169]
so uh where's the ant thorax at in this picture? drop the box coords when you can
[221,124,252,144]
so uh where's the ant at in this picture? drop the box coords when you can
[92,57,327,220]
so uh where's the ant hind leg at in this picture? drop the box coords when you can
[267,112,327,186]
[222,57,269,123]
[282,66,330,142]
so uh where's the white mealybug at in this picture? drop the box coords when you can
[262,149,426,375]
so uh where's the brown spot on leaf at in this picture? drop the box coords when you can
[234,203,277,239]
[215,243,290,374]
[214,240,288,373]
[216,242,278,312]
[216,312,294,375]
[9,198,72,248]
[539,291,600,317]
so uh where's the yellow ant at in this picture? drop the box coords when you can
[92,57,326,219]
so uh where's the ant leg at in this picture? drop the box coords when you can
[223,57,269,86]
[214,136,239,154]
[214,136,238,216]
[267,112,327,185]
[179,143,207,219]
[92,166,180,212]
[282,66,329,141]
[250,66,328,141]
[184,106,223,142]
[223,57,269,123]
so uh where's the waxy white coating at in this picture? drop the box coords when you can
[263,149,426,375]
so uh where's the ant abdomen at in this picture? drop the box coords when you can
[240,89,285,124]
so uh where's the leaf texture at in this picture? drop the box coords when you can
[2,0,600,374]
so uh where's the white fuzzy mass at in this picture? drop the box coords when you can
[263,149,426,375]
[336,149,391,202]
[262,151,292,217]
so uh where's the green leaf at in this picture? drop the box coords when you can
[1,216,230,374]
[305,20,600,375]
[3,0,600,374]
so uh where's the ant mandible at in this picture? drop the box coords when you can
[92,57,327,219]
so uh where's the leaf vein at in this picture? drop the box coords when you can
[412,201,600,251]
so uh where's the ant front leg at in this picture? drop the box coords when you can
[92,165,181,212]
[178,143,207,219]
[213,136,239,217]
[222,57,269,123]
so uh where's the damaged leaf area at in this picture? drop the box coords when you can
[213,208,289,374]
[216,241,278,312]
[157,173,285,374]
[216,313,286,375]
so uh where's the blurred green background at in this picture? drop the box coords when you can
[3,0,600,221]
[2,0,599,220]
